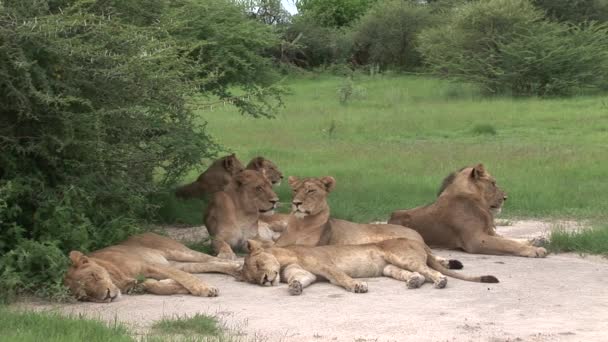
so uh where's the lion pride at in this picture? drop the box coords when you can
[389,164,547,258]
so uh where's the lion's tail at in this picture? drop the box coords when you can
[175,181,206,199]
[426,249,499,283]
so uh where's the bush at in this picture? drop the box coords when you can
[532,0,608,23]
[280,15,353,68]
[418,0,608,96]
[0,0,282,302]
[352,0,438,70]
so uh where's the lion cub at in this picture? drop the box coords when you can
[240,239,498,295]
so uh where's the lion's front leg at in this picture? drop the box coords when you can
[142,279,190,295]
[144,266,219,297]
[212,238,238,260]
[464,234,547,258]
[171,260,242,278]
[282,263,317,295]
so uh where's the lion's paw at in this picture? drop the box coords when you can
[434,276,448,289]
[522,247,547,258]
[190,284,219,297]
[288,281,303,296]
[353,281,368,293]
[406,272,426,289]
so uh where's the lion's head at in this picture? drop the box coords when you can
[288,176,336,218]
[246,157,283,186]
[64,251,122,303]
[239,240,280,286]
[439,164,507,214]
[235,170,279,216]
[218,153,245,176]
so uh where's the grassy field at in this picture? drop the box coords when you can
[169,74,607,225]
[0,307,227,342]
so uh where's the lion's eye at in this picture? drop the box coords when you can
[91,273,99,281]
[256,186,263,192]
[307,189,316,194]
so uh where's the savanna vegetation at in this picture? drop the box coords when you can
[0,307,227,342]
[1,0,607,304]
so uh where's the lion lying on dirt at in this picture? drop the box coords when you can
[240,239,498,295]
[64,233,241,302]
[175,154,282,199]
[269,176,462,286]
[388,164,547,258]
[204,170,279,259]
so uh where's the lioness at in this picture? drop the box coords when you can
[175,153,244,199]
[273,176,462,270]
[240,239,498,295]
[246,156,283,186]
[64,233,241,302]
[204,170,279,259]
[388,164,547,257]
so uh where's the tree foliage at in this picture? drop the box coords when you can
[0,0,282,302]
[296,0,377,27]
[418,0,608,96]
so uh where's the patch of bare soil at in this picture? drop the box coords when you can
[17,220,608,342]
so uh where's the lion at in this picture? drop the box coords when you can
[388,164,547,258]
[175,155,283,200]
[204,170,279,260]
[63,233,241,302]
[246,156,283,186]
[272,176,463,277]
[175,153,244,199]
[240,239,498,295]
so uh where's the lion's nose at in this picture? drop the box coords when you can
[503,195,508,201]
[270,199,278,205]
[292,200,302,206]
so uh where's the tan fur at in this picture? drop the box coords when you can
[246,156,283,185]
[389,164,547,257]
[204,170,279,259]
[240,239,498,295]
[175,154,244,199]
[63,233,241,302]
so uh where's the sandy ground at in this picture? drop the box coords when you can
[18,220,608,342]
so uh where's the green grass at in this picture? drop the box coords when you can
[547,225,608,256]
[170,74,608,224]
[0,307,131,342]
[0,308,230,342]
[151,314,221,337]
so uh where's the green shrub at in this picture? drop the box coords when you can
[532,0,608,23]
[418,0,608,96]
[352,0,438,70]
[0,0,282,302]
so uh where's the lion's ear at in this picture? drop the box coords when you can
[248,156,265,170]
[223,154,240,173]
[246,239,263,253]
[320,176,336,192]
[69,251,89,266]
[471,164,486,179]
[288,176,299,188]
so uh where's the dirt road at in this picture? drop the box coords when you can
[21,221,608,341]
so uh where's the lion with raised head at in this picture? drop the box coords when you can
[239,239,498,295]
[63,233,241,302]
[175,153,244,199]
[175,155,283,199]
[388,164,547,257]
[204,170,279,260]
[272,176,463,270]
[246,156,283,186]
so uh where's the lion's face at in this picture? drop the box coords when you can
[459,164,508,214]
[247,157,283,186]
[64,251,122,303]
[288,176,336,218]
[235,170,279,216]
[240,240,280,286]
